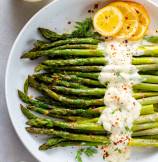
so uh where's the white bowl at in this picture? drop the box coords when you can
[5,0,158,162]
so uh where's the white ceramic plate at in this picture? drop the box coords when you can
[5,0,158,162]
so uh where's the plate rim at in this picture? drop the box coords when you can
[5,0,158,162]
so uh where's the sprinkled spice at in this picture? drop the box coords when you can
[88,9,92,13]
[94,3,99,9]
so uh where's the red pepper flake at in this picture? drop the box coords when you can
[113,142,117,145]
[105,16,108,20]
[119,140,123,143]
[124,39,128,43]
[135,9,139,14]
[127,26,130,29]
[111,44,114,48]
[126,136,130,140]
[115,121,118,125]
[105,152,109,157]
[123,87,127,90]
[94,3,99,9]
[88,9,91,13]
[125,16,128,20]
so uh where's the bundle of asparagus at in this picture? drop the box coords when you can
[19,18,158,151]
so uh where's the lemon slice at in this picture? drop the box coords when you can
[127,2,150,27]
[93,6,124,37]
[130,24,146,41]
[109,1,139,40]
[127,2,150,41]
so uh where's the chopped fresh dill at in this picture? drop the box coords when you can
[75,147,98,162]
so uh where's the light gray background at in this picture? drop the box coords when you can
[0,0,157,162]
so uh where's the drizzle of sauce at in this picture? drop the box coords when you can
[98,41,142,162]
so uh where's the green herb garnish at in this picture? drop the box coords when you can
[75,147,98,162]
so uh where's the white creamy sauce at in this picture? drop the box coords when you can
[98,41,143,162]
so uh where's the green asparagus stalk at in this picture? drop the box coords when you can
[25,101,154,120]
[35,65,103,72]
[134,83,158,91]
[141,75,158,83]
[58,72,99,80]
[144,35,158,43]
[35,96,62,106]
[80,113,158,125]
[138,45,158,56]
[132,122,158,131]
[25,38,100,51]
[20,104,37,119]
[140,105,155,115]
[38,28,67,41]
[133,92,158,99]
[26,118,105,133]
[51,74,104,87]
[36,73,158,90]
[18,90,63,109]
[37,72,158,84]
[129,138,158,147]
[132,57,158,64]
[21,49,104,59]
[36,57,158,67]
[63,73,158,83]
[52,86,158,97]
[52,86,105,97]
[137,64,158,71]
[23,78,29,95]
[27,105,102,118]
[21,104,75,122]
[39,138,67,150]
[133,128,158,136]
[39,140,102,150]
[36,64,158,73]
[53,44,98,50]
[36,72,158,85]
[26,127,158,147]
[134,113,158,124]
[137,135,158,139]
[38,18,100,42]
[34,74,87,89]
[28,76,104,107]
[138,96,158,105]
[40,138,158,150]
[26,127,110,143]
[27,114,158,133]
[18,90,52,109]
[33,40,48,48]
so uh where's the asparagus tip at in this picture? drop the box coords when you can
[39,144,47,151]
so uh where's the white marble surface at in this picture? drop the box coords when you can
[0,0,157,162]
